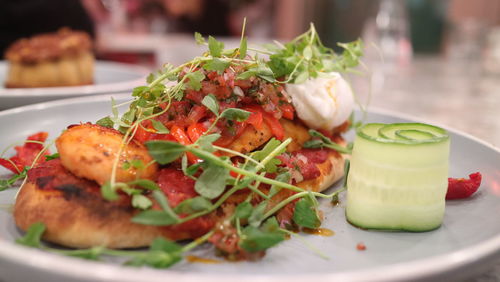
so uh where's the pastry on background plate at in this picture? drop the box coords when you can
[4,28,94,88]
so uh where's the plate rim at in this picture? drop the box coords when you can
[0,61,149,97]
[0,94,498,282]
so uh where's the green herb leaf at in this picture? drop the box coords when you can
[293,195,321,229]
[252,138,285,173]
[239,217,285,252]
[182,155,201,176]
[125,249,181,268]
[44,153,59,161]
[201,94,219,116]
[132,194,153,210]
[239,36,247,59]
[342,158,350,189]
[234,201,252,220]
[0,167,28,191]
[305,130,352,154]
[96,116,114,128]
[101,181,119,201]
[203,58,230,73]
[185,70,205,91]
[145,141,186,165]
[268,171,290,198]
[194,32,206,45]
[236,70,256,80]
[208,36,224,57]
[132,210,179,226]
[303,45,313,60]
[174,196,213,214]
[220,108,251,122]
[64,246,105,260]
[197,133,220,152]
[151,120,169,134]
[248,202,267,227]
[16,222,46,248]
[194,164,229,199]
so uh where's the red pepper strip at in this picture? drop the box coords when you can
[187,123,207,143]
[262,112,284,141]
[242,106,263,130]
[171,125,200,164]
[446,172,482,199]
[244,104,284,140]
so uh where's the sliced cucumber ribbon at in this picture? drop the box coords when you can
[346,123,450,232]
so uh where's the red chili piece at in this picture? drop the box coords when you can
[446,172,482,200]
[356,242,366,251]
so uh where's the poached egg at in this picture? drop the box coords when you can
[286,72,354,131]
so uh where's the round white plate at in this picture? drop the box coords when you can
[0,61,148,109]
[0,95,499,282]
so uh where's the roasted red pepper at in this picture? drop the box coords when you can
[446,172,482,199]
[0,132,50,173]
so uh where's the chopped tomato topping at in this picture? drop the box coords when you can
[242,106,263,130]
[262,112,284,141]
[356,242,366,251]
[0,132,50,173]
[187,123,207,143]
[280,103,295,120]
[446,172,482,199]
[170,125,199,163]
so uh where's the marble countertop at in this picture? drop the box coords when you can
[352,55,500,282]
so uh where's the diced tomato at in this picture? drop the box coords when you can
[171,125,199,163]
[242,106,263,130]
[187,105,208,125]
[187,123,207,143]
[0,132,50,173]
[262,112,284,141]
[242,104,284,140]
[185,89,205,104]
[446,172,482,199]
[213,122,247,147]
[280,103,295,120]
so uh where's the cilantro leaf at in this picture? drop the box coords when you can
[268,172,290,198]
[293,195,321,229]
[145,141,186,165]
[194,32,206,45]
[203,58,230,73]
[201,94,219,116]
[16,222,46,248]
[208,36,224,57]
[194,164,229,199]
[185,70,205,91]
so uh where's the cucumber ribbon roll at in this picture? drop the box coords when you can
[346,123,450,231]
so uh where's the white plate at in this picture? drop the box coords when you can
[0,61,148,109]
[0,95,499,282]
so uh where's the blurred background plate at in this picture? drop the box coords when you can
[0,61,148,110]
[0,95,498,282]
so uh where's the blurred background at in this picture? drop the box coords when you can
[1,0,499,146]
